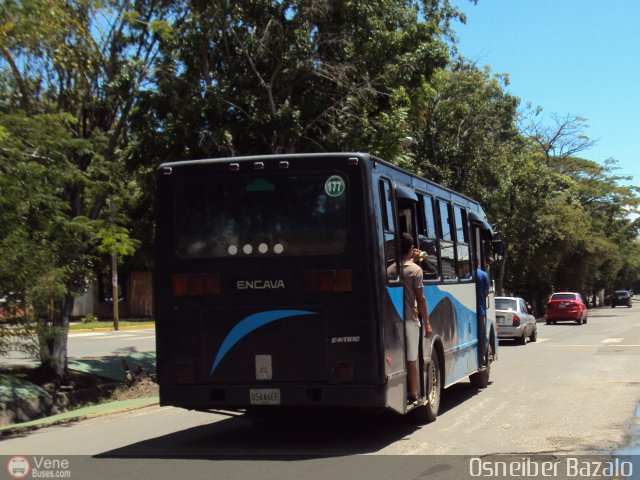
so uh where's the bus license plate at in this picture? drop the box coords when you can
[250,389,281,405]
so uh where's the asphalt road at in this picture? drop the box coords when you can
[1,306,639,480]
[67,329,156,358]
[0,328,156,366]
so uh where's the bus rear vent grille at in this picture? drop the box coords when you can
[306,389,322,402]
[210,389,226,401]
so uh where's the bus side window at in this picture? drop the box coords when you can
[473,225,483,272]
[437,200,457,280]
[380,179,399,283]
[418,194,439,280]
[454,205,471,279]
[398,207,412,235]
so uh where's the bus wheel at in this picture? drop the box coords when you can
[415,351,441,423]
[469,342,493,389]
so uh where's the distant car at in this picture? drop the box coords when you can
[496,296,537,344]
[611,290,632,308]
[546,292,588,325]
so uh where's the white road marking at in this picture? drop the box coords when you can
[601,338,623,343]
[69,331,154,343]
[96,334,136,339]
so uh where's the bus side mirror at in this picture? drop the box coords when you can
[492,240,505,256]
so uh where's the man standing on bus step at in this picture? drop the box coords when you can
[399,233,432,403]
[475,259,490,367]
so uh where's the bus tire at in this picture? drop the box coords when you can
[415,351,441,423]
[469,342,493,389]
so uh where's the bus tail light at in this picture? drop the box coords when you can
[318,270,335,292]
[172,273,220,296]
[300,270,352,292]
[176,362,194,384]
[333,361,354,382]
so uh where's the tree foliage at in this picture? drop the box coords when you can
[0,0,169,382]
[412,63,522,204]
[496,124,640,311]
[129,0,461,161]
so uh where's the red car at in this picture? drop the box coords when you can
[546,292,588,325]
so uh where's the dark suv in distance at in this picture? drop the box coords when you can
[611,290,633,308]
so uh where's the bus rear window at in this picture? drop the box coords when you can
[174,174,348,258]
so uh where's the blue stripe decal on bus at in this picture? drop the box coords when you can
[386,284,476,325]
[386,285,472,317]
[209,309,318,375]
[444,339,478,354]
[424,286,471,316]
[385,286,404,319]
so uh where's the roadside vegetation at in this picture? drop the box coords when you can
[1,0,639,387]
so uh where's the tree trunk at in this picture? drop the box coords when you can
[112,252,119,331]
[38,294,73,386]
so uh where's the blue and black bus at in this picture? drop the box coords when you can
[155,152,499,422]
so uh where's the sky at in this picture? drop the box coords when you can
[450,0,640,187]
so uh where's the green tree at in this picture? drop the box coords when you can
[0,0,168,383]
[415,70,640,312]
[411,62,521,205]
[502,110,640,311]
[548,157,639,297]
[129,0,463,164]
[0,112,92,371]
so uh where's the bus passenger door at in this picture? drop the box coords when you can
[472,223,495,367]
[396,192,424,399]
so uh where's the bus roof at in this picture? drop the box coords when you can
[158,152,370,169]
[158,152,491,230]
[158,152,478,204]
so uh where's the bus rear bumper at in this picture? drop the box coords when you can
[159,383,387,411]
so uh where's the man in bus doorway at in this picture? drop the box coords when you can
[475,259,490,366]
[399,233,432,403]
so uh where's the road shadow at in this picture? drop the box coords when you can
[97,382,485,459]
[97,409,417,458]
[498,339,524,347]
[542,322,586,326]
[436,381,484,416]
[68,352,156,382]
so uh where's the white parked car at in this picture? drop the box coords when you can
[495,296,537,345]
